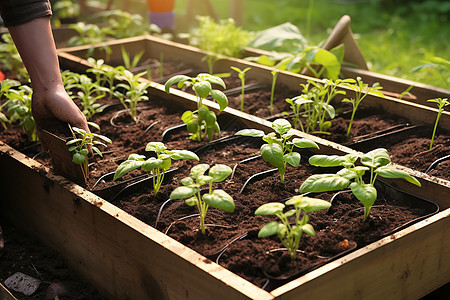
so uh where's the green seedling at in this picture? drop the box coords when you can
[114,69,150,122]
[340,77,384,136]
[170,163,235,235]
[66,124,112,179]
[121,46,145,70]
[230,66,251,111]
[72,74,110,120]
[270,70,280,115]
[236,118,319,183]
[113,142,199,196]
[428,97,449,149]
[3,85,37,141]
[255,195,331,260]
[299,148,421,222]
[86,58,119,96]
[165,73,228,141]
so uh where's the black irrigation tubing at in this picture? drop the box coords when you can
[425,154,450,174]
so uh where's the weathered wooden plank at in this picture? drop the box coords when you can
[0,142,273,300]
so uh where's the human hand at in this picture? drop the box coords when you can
[32,85,90,144]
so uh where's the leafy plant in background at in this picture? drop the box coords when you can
[0,79,21,130]
[236,118,319,183]
[0,34,29,83]
[255,195,331,260]
[411,55,450,88]
[121,46,145,70]
[230,66,251,111]
[113,142,199,196]
[340,77,384,136]
[190,16,252,74]
[52,0,79,25]
[427,97,449,150]
[299,148,421,222]
[114,69,151,122]
[66,124,112,178]
[170,163,235,235]
[67,22,113,58]
[165,73,229,141]
[2,85,37,141]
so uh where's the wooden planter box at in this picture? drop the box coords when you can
[1,36,449,299]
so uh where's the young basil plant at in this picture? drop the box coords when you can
[66,123,112,178]
[230,66,251,111]
[164,73,229,141]
[170,164,234,235]
[235,118,319,183]
[299,148,422,222]
[340,77,384,136]
[255,195,331,260]
[113,142,199,196]
[427,97,449,149]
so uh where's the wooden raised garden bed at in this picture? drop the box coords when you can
[1,35,449,299]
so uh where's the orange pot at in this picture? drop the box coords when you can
[147,0,175,13]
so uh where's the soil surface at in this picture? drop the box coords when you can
[1,66,447,292]
[0,221,105,299]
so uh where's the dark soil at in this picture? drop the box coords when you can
[0,221,105,299]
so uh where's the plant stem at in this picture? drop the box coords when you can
[430,110,442,149]
[270,71,279,115]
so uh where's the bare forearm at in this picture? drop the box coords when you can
[7,17,63,94]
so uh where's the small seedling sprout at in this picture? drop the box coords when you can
[341,77,384,136]
[113,142,199,195]
[236,118,319,183]
[427,97,449,149]
[170,164,235,235]
[299,148,421,222]
[255,195,331,260]
[230,66,251,111]
[66,123,112,178]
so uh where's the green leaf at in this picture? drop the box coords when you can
[309,155,345,167]
[361,148,391,168]
[235,129,265,137]
[141,157,163,171]
[181,110,194,123]
[170,186,198,200]
[261,143,285,169]
[185,196,198,207]
[170,150,199,161]
[255,202,285,215]
[113,156,145,180]
[299,174,349,193]
[181,177,195,187]
[350,182,377,214]
[305,47,340,80]
[72,152,85,165]
[198,73,226,89]
[203,189,235,212]
[291,138,319,149]
[209,164,232,182]
[284,152,300,167]
[210,89,228,111]
[165,75,190,93]
[286,196,331,212]
[190,164,210,179]
[302,224,315,236]
[194,81,212,99]
[272,118,292,135]
[258,221,281,238]
[375,165,422,186]
[145,142,167,153]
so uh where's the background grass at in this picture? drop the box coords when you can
[173,0,449,89]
